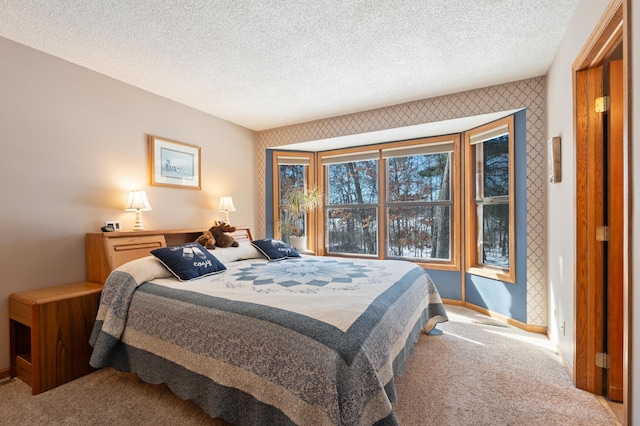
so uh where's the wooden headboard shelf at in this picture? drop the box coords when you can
[86,227,253,283]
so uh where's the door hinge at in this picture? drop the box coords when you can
[595,225,610,242]
[596,352,610,369]
[595,96,610,113]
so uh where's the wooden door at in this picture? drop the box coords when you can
[572,1,628,421]
[606,59,624,402]
[574,60,625,402]
[574,65,605,394]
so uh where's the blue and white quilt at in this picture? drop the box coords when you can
[90,253,447,425]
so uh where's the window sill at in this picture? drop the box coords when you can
[466,266,515,284]
[415,261,459,272]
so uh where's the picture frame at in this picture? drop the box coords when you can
[149,135,201,190]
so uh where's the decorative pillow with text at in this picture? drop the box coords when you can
[151,242,226,281]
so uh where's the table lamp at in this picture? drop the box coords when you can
[218,196,236,224]
[125,190,152,231]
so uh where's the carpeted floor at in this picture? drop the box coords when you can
[392,306,618,425]
[0,306,618,425]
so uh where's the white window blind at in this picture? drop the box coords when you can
[381,141,454,159]
[277,156,310,165]
[321,150,379,165]
[469,124,509,145]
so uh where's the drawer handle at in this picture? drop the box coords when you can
[113,243,162,251]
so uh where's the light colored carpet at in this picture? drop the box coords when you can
[392,306,617,425]
[0,306,617,425]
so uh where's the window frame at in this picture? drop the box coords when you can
[382,136,460,270]
[464,116,516,282]
[271,151,318,249]
[318,147,380,258]
[316,136,460,271]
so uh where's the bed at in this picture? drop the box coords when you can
[89,235,448,425]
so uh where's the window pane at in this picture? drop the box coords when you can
[326,207,378,255]
[278,209,304,246]
[388,153,451,202]
[279,164,305,197]
[387,205,450,260]
[278,164,306,243]
[481,135,509,198]
[327,160,378,205]
[479,203,509,268]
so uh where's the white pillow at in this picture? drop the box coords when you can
[210,242,263,264]
[115,255,174,284]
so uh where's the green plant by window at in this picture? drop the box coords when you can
[281,186,324,237]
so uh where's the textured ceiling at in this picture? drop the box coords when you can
[1,1,578,131]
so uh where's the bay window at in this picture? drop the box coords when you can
[322,151,379,256]
[383,141,455,262]
[316,136,459,268]
[273,152,315,247]
[465,116,515,282]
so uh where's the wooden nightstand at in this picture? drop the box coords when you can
[9,281,103,394]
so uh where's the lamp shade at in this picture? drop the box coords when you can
[218,196,236,212]
[125,190,152,211]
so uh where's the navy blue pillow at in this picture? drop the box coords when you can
[251,239,301,261]
[151,242,226,281]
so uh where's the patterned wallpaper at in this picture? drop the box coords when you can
[256,77,547,326]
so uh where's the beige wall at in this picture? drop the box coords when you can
[0,37,257,370]
[547,0,637,421]
[545,0,619,368]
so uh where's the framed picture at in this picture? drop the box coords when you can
[149,135,201,190]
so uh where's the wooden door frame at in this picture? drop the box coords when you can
[572,0,631,423]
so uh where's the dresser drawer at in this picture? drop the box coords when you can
[105,235,166,269]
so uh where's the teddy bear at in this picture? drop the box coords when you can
[194,230,216,249]
[208,223,239,248]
